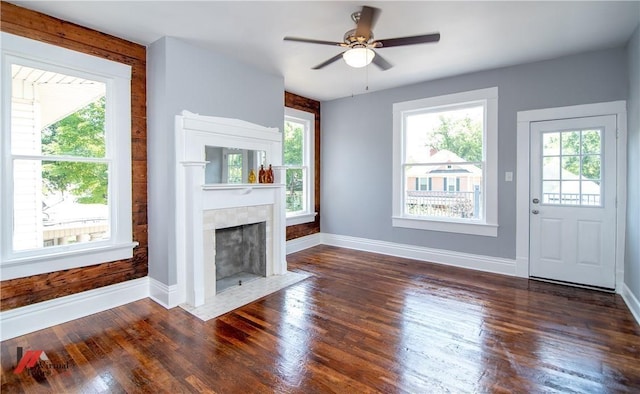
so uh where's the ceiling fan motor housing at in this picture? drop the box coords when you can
[344,29,373,46]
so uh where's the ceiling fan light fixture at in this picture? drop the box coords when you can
[343,47,375,68]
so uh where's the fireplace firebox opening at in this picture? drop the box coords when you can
[215,221,266,293]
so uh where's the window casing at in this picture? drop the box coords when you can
[284,107,316,226]
[392,87,498,237]
[1,33,136,280]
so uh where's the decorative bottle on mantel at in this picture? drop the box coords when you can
[258,165,266,183]
[248,169,257,184]
[266,164,274,183]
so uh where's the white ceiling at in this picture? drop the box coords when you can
[10,1,640,101]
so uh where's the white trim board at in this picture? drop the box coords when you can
[149,277,179,309]
[321,233,519,277]
[0,277,149,341]
[293,233,640,326]
[516,101,627,293]
[622,284,640,327]
[4,232,637,341]
[0,234,320,341]
[286,233,322,255]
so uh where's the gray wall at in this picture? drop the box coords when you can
[147,37,284,285]
[321,47,628,260]
[625,25,640,301]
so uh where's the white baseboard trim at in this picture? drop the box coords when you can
[0,277,149,341]
[149,277,179,309]
[621,283,640,327]
[515,256,529,278]
[286,233,322,255]
[321,233,518,277]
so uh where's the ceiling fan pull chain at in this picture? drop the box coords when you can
[366,62,369,91]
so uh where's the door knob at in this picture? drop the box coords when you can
[532,198,539,204]
[531,209,539,214]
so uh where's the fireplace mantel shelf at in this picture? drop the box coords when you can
[202,183,284,191]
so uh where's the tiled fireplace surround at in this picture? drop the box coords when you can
[203,205,273,299]
[175,111,286,308]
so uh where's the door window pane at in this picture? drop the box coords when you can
[581,155,601,181]
[561,156,580,178]
[542,132,560,156]
[542,157,560,180]
[582,129,601,154]
[560,180,581,205]
[541,128,602,207]
[561,131,580,155]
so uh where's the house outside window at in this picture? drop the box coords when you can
[1,33,135,280]
[284,107,316,225]
[392,87,498,237]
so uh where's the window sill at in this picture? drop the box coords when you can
[286,212,318,226]
[392,216,498,237]
[1,241,139,280]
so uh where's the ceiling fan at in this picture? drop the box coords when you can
[283,5,440,71]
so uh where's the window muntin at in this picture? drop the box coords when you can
[284,107,316,225]
[540,128,602,206]
[392,87,498,237]
[1,32,135,279]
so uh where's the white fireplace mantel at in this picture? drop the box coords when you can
[175,111,286,307]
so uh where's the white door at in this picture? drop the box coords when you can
[530,115,617,289]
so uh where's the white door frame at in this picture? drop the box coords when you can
[516,101,627,292]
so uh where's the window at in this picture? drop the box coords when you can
[541,129,602,206]
[1,33,136,280]
[417,177,429,191]
[284,107,316,225]
[392,87,498,236]
[446,177,460,192]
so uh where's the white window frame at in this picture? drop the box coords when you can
[392,87,498,237]
[0,32,137,280]
[284,107,316,226]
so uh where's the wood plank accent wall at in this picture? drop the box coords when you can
[285,92,321,240]
[0,2,148,311]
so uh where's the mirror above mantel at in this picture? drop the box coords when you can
[204,147,266,184]
[175,110,282,186]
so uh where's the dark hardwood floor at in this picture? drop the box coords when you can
[2,245,639,393]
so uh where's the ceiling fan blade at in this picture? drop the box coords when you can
[372,53,392,70]
[312,52,346,70]
[375,33,441,48]
[354,6,380,42]
[284,37,345,47]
